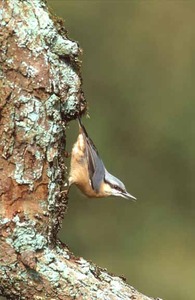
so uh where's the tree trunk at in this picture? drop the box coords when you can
[0,0,162,299]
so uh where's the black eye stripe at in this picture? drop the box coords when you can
[112,184,123,192]
[104,179,124,193]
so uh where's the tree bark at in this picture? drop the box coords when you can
[0,1,162,299]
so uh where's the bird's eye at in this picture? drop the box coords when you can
[112,185,122,192]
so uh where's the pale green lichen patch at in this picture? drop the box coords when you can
[37,248,69,284]
[20,62,39,78]
[8,0,79,56]
[45,94,61,120]
[63,94,79,118]
[13,94,63,187]
[37,247,93,287]
[0,217,11,225]
[38,263,61,282]
[77,257,91,275]
[6,218,47,253]
[51,35,79,56]
[28,111,39,122]
[14,161,26,185]
[99,271,112,283]
[17,94,32,104]
[13,227,46,252]
[1,0,84,260]
[55,245,70,260]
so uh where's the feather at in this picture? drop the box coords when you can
[78,117,105,192]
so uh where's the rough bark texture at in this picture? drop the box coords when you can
[0,1,162,299]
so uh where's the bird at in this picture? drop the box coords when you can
[68,117,136,200]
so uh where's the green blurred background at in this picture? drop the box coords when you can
[25,1,195,300]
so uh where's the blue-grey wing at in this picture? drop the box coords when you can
[85,135,105,192]
[78,118,105,192]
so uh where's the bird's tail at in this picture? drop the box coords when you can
[77,115,82,128]
[77,115,88,137]
[77,116,100,155]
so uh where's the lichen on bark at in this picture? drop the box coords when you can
[0,1,162,299]
[0,0,85,238]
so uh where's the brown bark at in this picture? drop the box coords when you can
[0,1,162,299]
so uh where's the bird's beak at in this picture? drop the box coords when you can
[122,191,137,201]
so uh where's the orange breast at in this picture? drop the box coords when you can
[69,133,107,198]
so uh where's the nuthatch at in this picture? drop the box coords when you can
[68,117,136,200]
